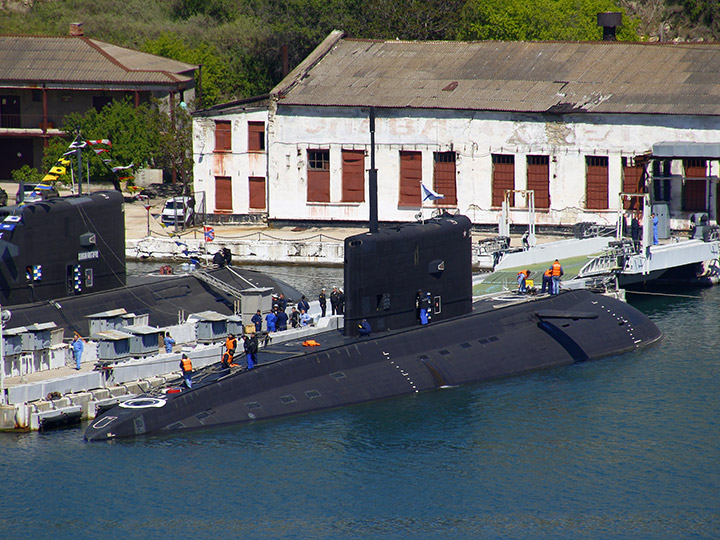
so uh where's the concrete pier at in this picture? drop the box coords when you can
[1,314,343,431]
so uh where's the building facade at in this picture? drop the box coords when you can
[0,25,197,180]
[193,32,720,230]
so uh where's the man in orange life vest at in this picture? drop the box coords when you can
[517,269,530,293]
[225,333,237,358]
[541,267,553,294]
[180,354,193,388]
[551,259,564,295]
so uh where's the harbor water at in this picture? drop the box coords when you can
[1,267,719,540]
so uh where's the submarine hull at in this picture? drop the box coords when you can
[85,290,661,440]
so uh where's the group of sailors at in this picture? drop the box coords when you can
[220,332,258,371]
[517,259,564,295]
[318,286,345,317]
[250,298,313,334]
[178,285,347,388]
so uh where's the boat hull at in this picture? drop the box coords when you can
[85,290,661,440]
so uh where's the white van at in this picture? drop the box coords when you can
[161,196,194,227]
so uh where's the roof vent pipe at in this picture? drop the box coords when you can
[69,22,84,36]
[597,12,622,41]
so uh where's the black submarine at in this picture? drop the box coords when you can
[0,190,302,336]
[85,212,662,441]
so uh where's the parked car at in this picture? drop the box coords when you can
[15,183,60,204]
[161,196,194,227]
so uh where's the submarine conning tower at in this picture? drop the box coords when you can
[343,213,473,336]
[0,190,126,306]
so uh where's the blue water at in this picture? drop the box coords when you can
[1,285,719,540]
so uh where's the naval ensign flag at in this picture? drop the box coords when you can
[421,184,444,202]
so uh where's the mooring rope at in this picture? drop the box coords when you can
[625,290,701,299]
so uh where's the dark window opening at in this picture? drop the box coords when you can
[622,157,645,210]
[308,150,330,170]
[93,96,112,112]
[683,158,707,212]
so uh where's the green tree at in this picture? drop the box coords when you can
[39,98,191,189]
[11,165,44,186]
[458,0,638,41]
[668,0,720,36]
[146,98,195,187]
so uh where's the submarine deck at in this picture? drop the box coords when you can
[158,290,594,391]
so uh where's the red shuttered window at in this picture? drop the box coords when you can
[342,150,365,202]
[399,151,422,207]
[248,121,265,152]
[492,154,515,207]
[527,155,550,209]
[215,176,232,213]
[433,152,457,206]
[307,150,330,202]
[248,176,265,209]
[586,156,608,210]
[214,121,231,152]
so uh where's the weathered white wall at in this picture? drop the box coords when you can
[193,108,269,216]
[194,103,720,227]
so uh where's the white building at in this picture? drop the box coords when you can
[193,31,720,230]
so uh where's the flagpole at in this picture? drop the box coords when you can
[203,215,208,267]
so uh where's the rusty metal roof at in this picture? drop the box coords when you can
[274,33,720,116]
[0,35,197,87]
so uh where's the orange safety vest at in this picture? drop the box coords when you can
[302,339,320,347]
[552,262,562,277]
[517,269,529,278]
[544,268,552,277]
[181,357,193,372]
[225,337,237,353]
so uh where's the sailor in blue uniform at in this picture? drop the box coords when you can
[251,309,263,332]
[265,310,277,332]
[71,334,84,370]
[358,319,371,337]
[163,332,175,353]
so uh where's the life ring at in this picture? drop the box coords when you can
[159,265,173,275]
[119,397,167,409]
